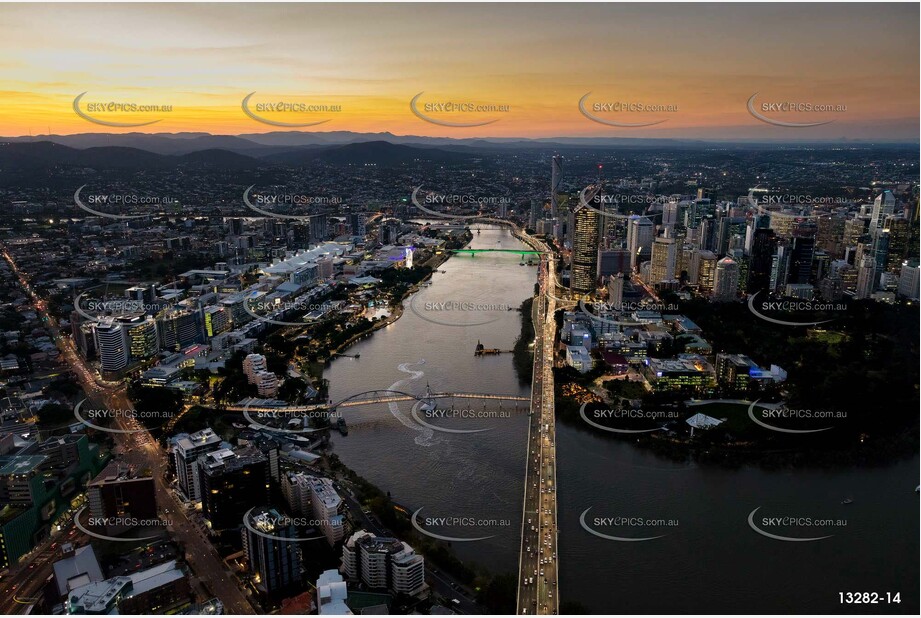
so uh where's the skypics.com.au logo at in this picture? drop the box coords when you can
[410,92,509,127]
[73,506,170,542]
[409,405,508,435]
[577,185,666,221]
[73,400,174,434]
[242,508,327,542]
[75,185,176,220]
[746,93,846,128]
[747,401,847,434]
[243,185,341,220]
[408,296,512,328]
[73,92,173,127]
[411,507,511,542]
[747,506,846,542]
[243,297,342,327]
[580,506,678,542]
[747,291,847,327]
[579,403,679,434]
[410,185,505,221]
[242,92,343,127]
[578,92,678,127]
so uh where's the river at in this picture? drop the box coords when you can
[323,224,919,613]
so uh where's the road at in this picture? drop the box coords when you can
[516,233,560,615]
[1,246,256,615]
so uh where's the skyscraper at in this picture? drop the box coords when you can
[570,202,600,295]
[869,190,896,237]
[649,236,678,286]
[242,507,303,596]
[626,216,654,271]
[550,154,563,225]
[713,257,740,301]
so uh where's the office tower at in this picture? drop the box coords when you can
[855,256,877,299]
[607,274,625,308]
[342,531,426,597]
[788,224,817,285]
[898,260,920,300]
[157,307,202,351]
[662,199,679,228]
[94,318,130,373]
[843,216,869,248]
[380,219,401,245]
[816,214,847,258]
[626,216,654,271]
[713,257,740,301]
[769,243,791,293]
[228,218,245,236]
[529,198,540,230]
[203,305,231,338]
[309,214,329,244]
[551,155,563,225]
[872,230,890,272]
[884,215,910,272]
[200,447,270,531]
[87,464,158,535]
[697,250,718,290]
[349,212,367,238]
[698,216,717,251]
[170,427,223,502]
[717,217,747,255]
[649,236,678,286]
[685,199,714,230]
[869,190,896,237]
[124,315,159,361]
[596,247,630,278]
[242,507,303,596]
[570,202,600,294]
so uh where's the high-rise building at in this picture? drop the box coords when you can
[570,203,600,295]
[697,250,718,290]
[94,318,130,373]
[87,463,158,535]
[309,214,329,244]
[124,315,159,361]
[550,155,563,225]
[770,244,791,293]
[649,236,678,286]
[203,306,230,338]
[157,307,202,351]
[242,507,303,596]
[713,257,740,301]
[855,256,877,299]
[596,247,630,278]
[898,260,920,300]
[747,228,777,293]
[170,428,223,502]
[341,531,426,597]
[529,198,541,230]
[869,191,896,237]
[626,216,654,271]
[884,215,910,272]
[200,448,270,531]
[607,274,625,309]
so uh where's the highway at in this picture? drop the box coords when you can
[1,246,256,615]
[516,233,560,615]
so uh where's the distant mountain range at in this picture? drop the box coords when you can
[0,139,480,172]
[0,130,705,156]
[0,132,914,174]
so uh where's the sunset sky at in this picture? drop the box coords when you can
[0,2,917,140]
